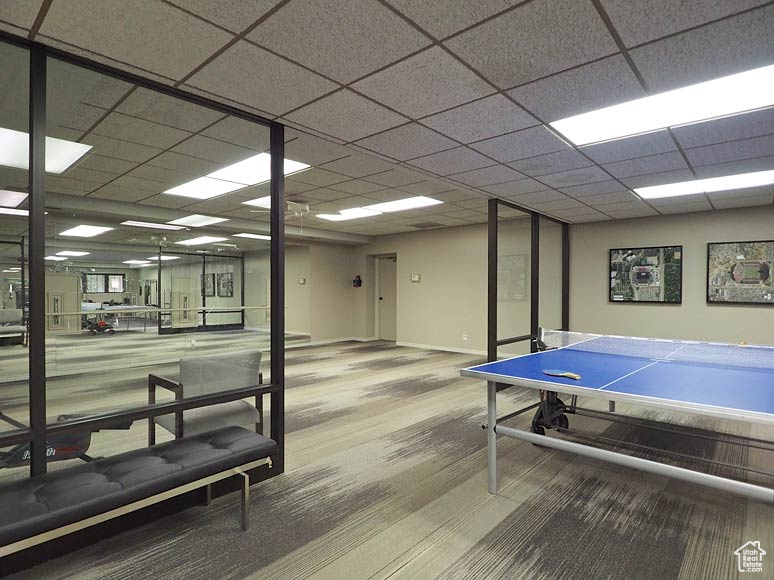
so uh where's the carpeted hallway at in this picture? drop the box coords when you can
[7,341,773,579]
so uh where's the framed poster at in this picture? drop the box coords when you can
[201,273,215,297]
[707,240,773,305]
[609,246,682,303]
[217,272,233,298]
[497,254,527,301]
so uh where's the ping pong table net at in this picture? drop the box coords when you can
[538,329,774,371]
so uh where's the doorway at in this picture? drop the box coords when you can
[376,256,397,341]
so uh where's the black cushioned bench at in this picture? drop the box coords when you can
[0,426,276,557]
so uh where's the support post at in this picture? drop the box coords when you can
[561,222,570,331]
[530,213,539,351]
[238,470,250,530]
[487,199,497,363]
[487,380,497,494]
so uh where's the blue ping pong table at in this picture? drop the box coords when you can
[461,330,774,503]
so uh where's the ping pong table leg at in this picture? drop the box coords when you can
[609,401,616,413]
[487,380,497,494]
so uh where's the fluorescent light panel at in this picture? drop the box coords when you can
[56,251,90,256]
[45,256,68,261]
[147,255,181,261]
[123,260,151,265]
[175,236,228,246]
[0,208,28,216]
[121,220,186,231]
[0,190,27,208]
[318,208,382,221]
[164,176,245,200]
[635,170,774,199]
[551,65,774,146]
[59,225,114,237]
[363,196,443,213]
[233,233,271,240]
[242,196,271,208]
[167,214,228,227]
[0,128,93,174]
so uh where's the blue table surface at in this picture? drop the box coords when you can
[464,341,774,416]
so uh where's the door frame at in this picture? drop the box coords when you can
[374,254,397,341]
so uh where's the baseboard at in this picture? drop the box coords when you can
[291,336,379,348]
[396,341,487,356]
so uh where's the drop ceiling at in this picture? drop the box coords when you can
[0,0,771,230]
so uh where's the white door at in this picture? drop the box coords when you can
[46,272,81,334]
[377,257,397,341]
[172,277,197,328]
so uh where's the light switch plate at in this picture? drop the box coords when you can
[410,274,421,282]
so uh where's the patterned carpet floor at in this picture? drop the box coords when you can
[4,341,774,579]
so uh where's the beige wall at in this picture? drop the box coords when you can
[570,205,774,345]
[309,244,355,341]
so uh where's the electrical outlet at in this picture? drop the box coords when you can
[463,334,468,341]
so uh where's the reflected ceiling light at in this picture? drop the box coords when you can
[363,196,443,213]
[2,270,17,273]
[138,263,157,267]
[123,260,151,265]
[0,128,92,173]
[147,255,181,261]
[209,153,310,185]
[635,170,774,199]
[0,190,27,207]
[163,176,245,200]
[214,242,238,248]
[551,64,774,146]
[0,208,28,216]
[56,251,90,257]
[242,196,271,208]
[175,236,228,246]
[167,214,228,227]
[317,208,382,221]
[59,225,114,237]
[8,267,21,271]
[121,220,186,230]
[45,256,68,261]
[233,233,270,240]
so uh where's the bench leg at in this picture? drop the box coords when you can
[205,484,212,506]
[236,469,250,531]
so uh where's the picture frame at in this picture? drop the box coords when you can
[608,245,683,303]
[202,273,215,297]
[497,254,527,301]
[216,272,233,298]
[707,240,774,305]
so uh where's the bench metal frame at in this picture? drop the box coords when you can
[0,457,271,558]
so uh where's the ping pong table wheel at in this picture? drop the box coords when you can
[530,424,545,436]
[556,415,569,430]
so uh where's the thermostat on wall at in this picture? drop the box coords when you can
[410,274,421,283]
[298,277,306,285]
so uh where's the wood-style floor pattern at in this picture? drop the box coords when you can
[4,341,774,579]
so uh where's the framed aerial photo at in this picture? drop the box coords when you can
[707,240,773,305]
[609,246,683,303]
[217,272,233,298]
[201,273,215,297]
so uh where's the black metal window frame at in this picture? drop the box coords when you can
[0,31,285,478]
[82,272,127,294]
[487,198,570,362]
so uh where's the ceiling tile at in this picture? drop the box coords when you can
[711,193,773,210]
[146,151,221,176]
[483,178,549,196]
[385,0,523,39]
[620,169,695,190]
[80,134,163,164]
[116,87,225,132]
[123,164,194,188]
[49,102,106,134]
[503,190,567,205]
[420,94,538,143]
[166,0,282,34]
[328,179,387,194]
[672,108,774,149]
[318,154,396,178]
[363,168,429,187]
[200,117,271,152]
[445,0,618,88]
[284,179,320,195]
[288,168,350,187]
[77,155,137,175]
[0,1,43,29]
[598,0,768,47]
[580,191,641,206]
[137,194,193,209]
[603,151,689,179]
[449,164,523,187]
[684,135,774,167]
[560,180,627,197]
[649,198,713,214]
[361,188,420,202]
[529,197,587,211]
[692,156,774,179]
[538,166,611,188]
[64,167,117,186]
[89,183,153,202]
[187,41,337,116]
[286,90,408,142]
[352,46,495,118]
[470,126,570,163]
[171,135,254,165]
[630,6,774,92]
[354,123,457,161]
[580,130,677,164]
[91,112,192,149]
[408,146,493,175]
[508,150,593,176]
[285,130,351,166]
[39,0,234,79]
[397,180,456,195]
[249,0,430,84]
[603,204,660,219]
[45,175,99,195]
[432,189,481,203]
[556,210,611,223]
[298,188,352,202]
[508,55,644,122]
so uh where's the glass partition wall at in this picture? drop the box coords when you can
[0,37,285,485]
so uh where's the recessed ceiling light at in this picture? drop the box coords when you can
[59,225,114,237]
[242,196,271,208]
[174,236,228,246]
[214,242,238,248]
[121,220,186,230]
[45,256,68,261]
[233,233,271,240]
[551,64,774,146]
[317,208,382,221]
[0,190,27,208]
[163,176,245,200]
[2,269,17,273]
[56,251,90,257]
[123,260,151,265]
[635,169,774,199]
[8,267,21,271]
[167,214,229,227]
[0,128,93,174]
[209,153,310,185]
[147,255,181,261]
[0,207,28,216]
[363,196,442,213]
